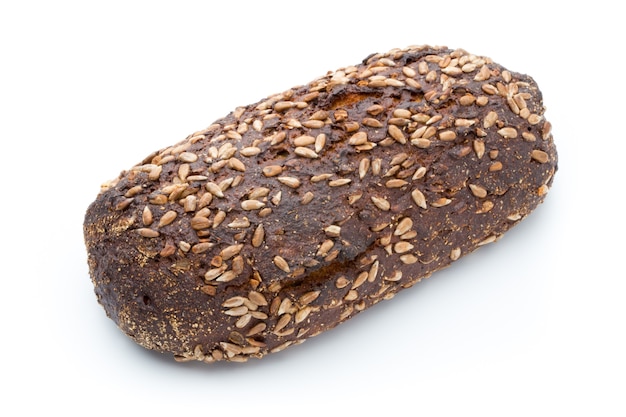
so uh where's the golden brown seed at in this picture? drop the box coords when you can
[206,182,224,198]
[482,84,498,95]
[363,117,383,128]
[274,314,292,333]
[439,130,457,141]
[114,198,133,211]
[368,260,379,282]
[328,178,352,187]
[431,197,452,207]
[205,265,227,281]
[542,121,552,140]
[489,161,503,172]
[349,131,368,145]
[240,147,261,157]
[402,66,417,77]
[412,166,427,180]
[277,298,293,315]
[309,110,328,121]
[295,307,312,324]
[497,127,518,138]
[353,272,369,289]
[219,244,243,261]
[473,140,485,159]
[142,206,153,226]
[228,158,246,172]
[386,179,408,188]
[531,149,550,163]
[394,217,414,236]
[248,291,268,307]
[269,131,287,145]
[235,314,252,329]
[137,228,159,238]
[183,195,197,212]
[192,242,213,254]
[469,184,488,198]
[310,173,333,183]
[262,165,283,177]
[222,296,246,308]
[324,225,341,237]
[462,63,477,73]
[455,118,475,127]
[390,152,409,166]
[345,122,360,132]
[400,254,418,264]
[393,109,412,119]
[411,189,427,209]
[371,196,391,211]
[394,241,414,254]
[344,290,358,302]
[274,101,294,112]
[301,191,314,205]
[246,323,267,337]
[148,165,162,181]
[422,126,437,139]
[507,96,520,115]
[299,291,321,306]
[124,185,143,198]
[277,176,301,188]
[317,239,334,257]
[231,256,244,275]
[224,306,248,317]
[388,125,406,144]
[366,104,384,115]
[215,270,238,283]
[477,201,494,214]
[241,200,265,211]
[418,61,429,74]
[273,256,290,273]
[269,192,282,208]
[335,276,350,289]
[412,138,431,149]
[302,120,325,129]
[294,135,316,146]
[459,94,476,106]
[315,133,326,153]
[359,158,370,179]
[227,217,250,228]
[248,187,270,200]
[476,96,489,106]
[191,216,211,230]
[484,111,498,128]
[178,152,198,163]
[450,247,461,261]
[384,270,403,282]
[528,114,543,125]
[371,158,382,176]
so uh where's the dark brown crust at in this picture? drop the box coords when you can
[83,45,557,363]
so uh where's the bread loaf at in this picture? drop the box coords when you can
[84,45,557,363]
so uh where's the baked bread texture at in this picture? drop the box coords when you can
[84,45,557,363]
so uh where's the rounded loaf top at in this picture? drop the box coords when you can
[84,45,557,364]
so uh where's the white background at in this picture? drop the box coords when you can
[1,1,624,415]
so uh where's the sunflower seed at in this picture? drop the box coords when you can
[273,256,290,273]
[371,196,391,211]
[241,200,265,210]
[411,189,427,209]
